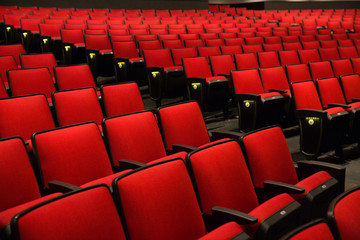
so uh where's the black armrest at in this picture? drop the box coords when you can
[172,144,198,153]
[297,160,346,193]
[268,89,287,94]
[295,109,327,119]
[327,103,351,109]
[263,180,305,195]
[48,180,81,193]
[114,159,146,172]
[352,98,360,103]
[210,130,244,141]
[211,206,258,225]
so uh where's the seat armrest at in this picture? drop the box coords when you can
[263,180,305,195]
[48,180,81,193]
[210,130,244,141]
[212,206,258,225]
[295,109,327,119]
[327,103,350,109]
[115,159,147,172]
[172,144,198,153]
[268,89,287,94]
[297,160,345,193]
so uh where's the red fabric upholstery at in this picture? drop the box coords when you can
[20,53,57,78]
[61,29,84,45]
[189,140,259,215]
[232,69,265,95]
[292,81,323,110]
[245,36,264,45]
[235,53,259,70]
[258,51,280,68]
[309,61,334,80]
[0,44,26,66]
[183,56,213,78]
[317,77,347,108]
[242,127,298,188]
[115,160,208,240]
[279,50,300,65]
[33,122,113,187]
[0,55,18,85]
[198,222,245,240]
[210,54,236,77]
[286,64,312,83]
[325,107,346,116]
[8,67,55,100]
[224,38,245,46]
[283,42,303,51]
[339,46,359,59]
[39,23,63,39]
[244,193,295,238]
[13,186,126,240]
[352,58,360,75]
[263,43,284,51]
[138,40,162,55]
[53,87,104,126]
[319,48,340,61]
[0,193,60,229]
[80,170,130,188]
[332,59,354,77]
[285,222,335,240]
[0,138,41,212]
[293,171,332,203]
[54,64,96,91]
[298,49,321,64]
[0,78,7,98]
[333,188,360,240]
[163,66,183,71]
[171,47,198,66]
[0,94,55,141]
[302,41,320,49]
[103,111,170,165]
[340,74,360,103]
[85,34,112,51]
[320,40,338,48]
[144,48,176,68]
[220,45,242,58]
[260,66,290,97]
[242,44,263,54]
[198,46,221,61]
[101,82,144,117]
[113,41,139,59]
[158,102,210,150]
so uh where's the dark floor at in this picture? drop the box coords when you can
[142,93,360,191]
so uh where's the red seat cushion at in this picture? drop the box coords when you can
[292,171,333,203]
[129,57,144,62]
[347,102,360,112]
[205,76,227,82]
[244,193,295,238]
[164,66,183,71]
[325,107,346,116]
[260,92,281,99]
[0,193,61,229]
[100,49,113,54]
